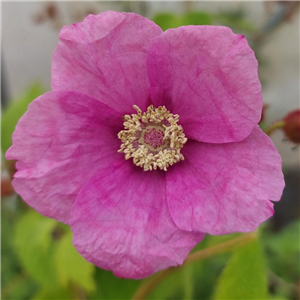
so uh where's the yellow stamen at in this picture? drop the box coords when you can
[118,105,187,171]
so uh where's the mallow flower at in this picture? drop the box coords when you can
[6,11,284,279]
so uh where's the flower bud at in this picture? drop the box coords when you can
[1,178,14,197]
[282,110,300,144]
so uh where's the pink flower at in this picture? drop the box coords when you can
[6,11,284,279]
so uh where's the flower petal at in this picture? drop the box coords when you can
[6,91,122,223]
[52,11,162,114]
[166,127,284,235]
[70,160,204,279]
[147,26,262,143]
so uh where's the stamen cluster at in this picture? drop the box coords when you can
[118,105,187,171]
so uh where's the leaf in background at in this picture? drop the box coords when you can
[152,13,182,31]
[14,209,58,289]
[1,204,22,288]
[181,12,212,26]
[214,10,256,33]
[182,264,193,300]
[193,255,231,300]
[54,231,95,292]
[145,268,186,300]
[263,220,300,282]
[205,232,242,248]
[1,83,44,153]
[213,238,268,299]
[90,268,140,300]
[2,276,39,300]
[32,287,73,300]
[152,11,213,31]
[184,233,232,299]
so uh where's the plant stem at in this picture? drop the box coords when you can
[131,232,257,300]
[265,120,285,136]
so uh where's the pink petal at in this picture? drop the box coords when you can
[70,160,204,279]
[166,127,284,235]
[52,11,162,114]
[6,91,122,223]
[147,26,262,143]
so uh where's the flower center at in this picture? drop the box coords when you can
[144,127,164,149]
[118,105,187,171]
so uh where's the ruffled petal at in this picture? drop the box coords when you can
[6,91,122,223]
[166,127,284,235]
[147,26,262,143]
[52,11,162,114]
[70,160,204,279]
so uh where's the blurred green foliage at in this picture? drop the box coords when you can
[152,12,213,31]
[263,220,300,283]
[3,193,298,299]
[214,239,268,299]
[15,210,58,289]
[55,231,95,292]
[2,205,96,299]
[1,83,45,154]
[90,269,140,300]
[152,9,255,33]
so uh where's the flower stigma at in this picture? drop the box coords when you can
[118,105,187,171]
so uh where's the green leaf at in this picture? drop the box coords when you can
[1,83,44,153]
[145,269,186,300]
[54,231,95,292]
[14,210,58,289]
[90,268,140,300]
[181,12,212,26]
[1,204,22,288]
[214,238,268,299]
[262,220,300,282]
[214,10,256,33]
[152,11,213,31]
[32,287,73,300]
[205,232,242,248]
[264,220,300,256]
[152,13,182,31]
[2,276,38,300]
[182,264,193,300]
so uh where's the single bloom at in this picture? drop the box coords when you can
[6,11,284,279]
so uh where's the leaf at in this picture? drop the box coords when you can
[205,232,243,248]
[1,205,22,288]
[214,10,256,33]
[14,210,58,289]
[1,83,44,153]
[152,11,212,31]
[262,220,300,282]
[152,13,182,31]
[193,255,230,300]
[32,287,73,300]
[90,268,141,300]
[214,238,268,300]
[54,231,95,292]
[182,264,193,300]
[147,267,188,300]
[264,220,300,255]
[2,276,38,300]
[181,12,212,26]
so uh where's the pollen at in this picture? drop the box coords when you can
[118,105,187,171]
